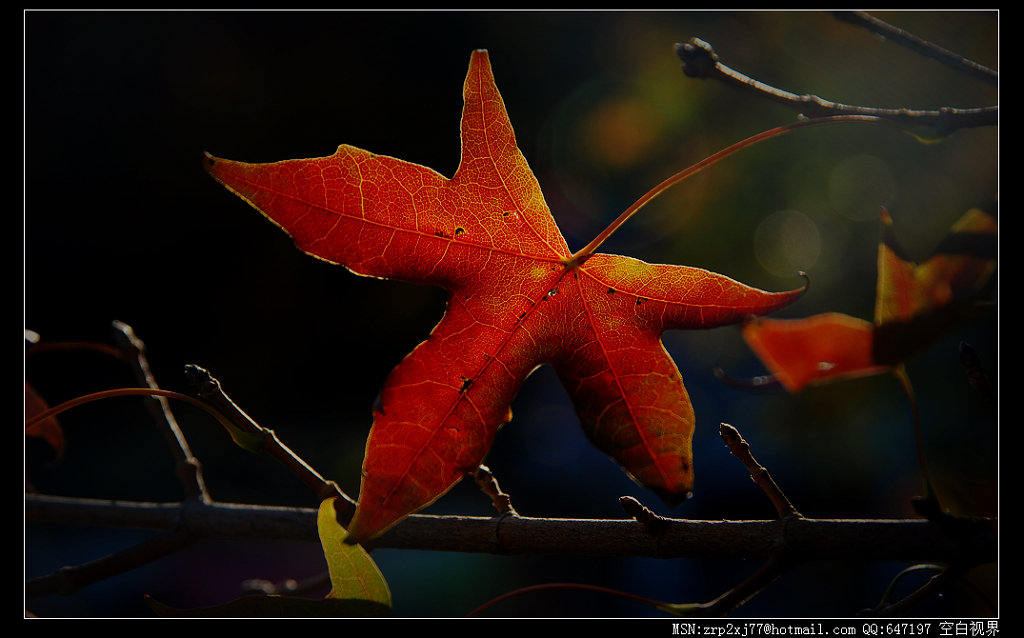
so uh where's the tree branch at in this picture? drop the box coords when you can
[26,527,195,598]
[26,493,995,565]
[184,364,357,517]
[719,423,799,519]
[830,11,998,86]
[25,324,996,615]
[674,37,996,134]
[111,321,210,502]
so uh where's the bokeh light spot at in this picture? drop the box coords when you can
[753,209,821,277]
[581,96,660,170]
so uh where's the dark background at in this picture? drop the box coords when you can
[25,10,998,618]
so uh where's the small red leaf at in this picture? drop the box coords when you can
[25,382,65,458]
[742,313,884,392]
[742,207,996,393]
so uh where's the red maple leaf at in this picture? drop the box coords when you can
[205,50,805,542]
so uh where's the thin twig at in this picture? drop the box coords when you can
[674,38,996,134]
[712,365,783,392]
[891,366,937,507]
[675,424,801,616]
[683,555,794,617]
[619,495,671,535]
[24,339,126,361]
[473,464,516,515]
[111,321,210,502]
[719,423,799,518]
[866,563,970,617]
[831,11,998,86]
[26,528,195,598]
[184,365,357,518]
[25,323,211,501]
[862,563,944,616]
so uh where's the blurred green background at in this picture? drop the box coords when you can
[25,10,997,617]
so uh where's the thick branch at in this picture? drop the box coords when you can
[26,493,995,565]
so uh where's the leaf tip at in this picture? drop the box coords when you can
[201,151,218,174]
[796,270,811,296]
[657,487,693,508]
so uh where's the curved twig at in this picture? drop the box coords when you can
[682,555,795,617]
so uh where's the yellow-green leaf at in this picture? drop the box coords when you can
[317,496,392,611]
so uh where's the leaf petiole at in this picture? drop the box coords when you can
[569,115,881,264]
